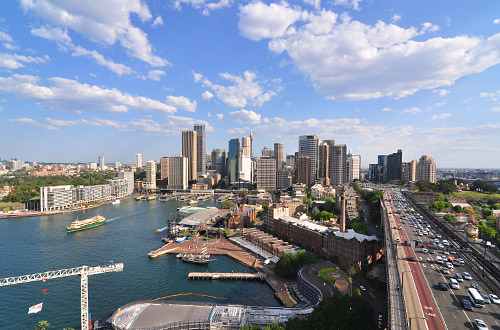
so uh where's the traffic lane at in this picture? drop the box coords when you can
[404,245,445,330]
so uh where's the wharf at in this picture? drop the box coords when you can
[188,272,266,281]
[148,237,264,269]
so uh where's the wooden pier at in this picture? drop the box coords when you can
[188,272,266,281]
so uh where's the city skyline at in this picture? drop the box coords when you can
[1,1,500,167]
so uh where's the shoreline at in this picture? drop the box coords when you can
[0,195,137,219]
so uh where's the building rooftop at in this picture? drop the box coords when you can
[333,229,379,243]
[178,208,220,228]
[278,215,330,233]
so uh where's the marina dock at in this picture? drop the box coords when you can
[188,272,266,281]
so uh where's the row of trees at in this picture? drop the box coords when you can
[359,189,384,224]
[273,251,315,279]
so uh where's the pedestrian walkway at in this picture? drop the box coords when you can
[229,237,280,263]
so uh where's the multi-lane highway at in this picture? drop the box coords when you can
[387,189,500,330]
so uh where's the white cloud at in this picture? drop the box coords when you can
[197,70,278,107]
[332,0,363,11]
[152,16,163,27]
[193,72,203,83]
[431,113,451,120]
[165,95,197,112]
[240,4,500,101]
[21,0,167,66]
[491,106,500,112]
[382,107,391,112]
[391,15,401,23]
[494,19,500,24]
[402,107,421,114]
[227,127,249,135]
[230,109,262,124]
[31,26,71,44]
[0,53,48,69]
[72,46,133,75]
[31,26,133,75]
[238,2,304,41]
[202,90,214,100]
[433,89,450,97]
[0,31,17,49]
[174,0,232,15]
[9,117,57,130]
[303,0,320,9]
[147,69,166,81]
[216,113,224,119]
[0,74,177,114]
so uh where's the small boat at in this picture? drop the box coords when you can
[111,199,120,205]
[197,195,212,201]
[216,195,230,202]
[136,196,142,201]
[181,246,210,265]
[189,200,198,205]
[147,195,156,201]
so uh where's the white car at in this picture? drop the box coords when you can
[449,278,460,289]
[474,319,488,330]
[446,262,453,269]
[422,248,428,254]
[360,285,366,291]
[462,272,472,280]
[489,294,500,304]
[436,256,443,264]
[437,234,442,238]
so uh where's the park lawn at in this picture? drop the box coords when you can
[454,191,500,199]
[318,267,337,284]
[0,202,23,207]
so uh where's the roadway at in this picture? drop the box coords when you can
[390,189,500,330]
[300,260,337,300]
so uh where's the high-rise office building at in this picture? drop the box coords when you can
[228,138,240,184]
[257,157,276,191]
[347,154,361,182]
[416,155,436,183]
[273,142,284,170]
[145,160,156,189]
[211,149,226,178]
[160,156,169,180]
[332,144,347,185]
[299,135,319,186]
[194,124,206,177]
[297,156,311,187]
[318,142,329,180]
[242,137,251,157]
[136,153,143,169]
[98,155,104,170]
[387,149,403,182]
[168,156,188,190]
[240,154,253,183]
[286,155,295,169]
[402,160,417,182]
[277,169,291,189]
[261,146,273,157]
[182,130,197,181]
[117,171,134,195]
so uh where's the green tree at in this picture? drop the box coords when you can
[471,180,499,193]
[353,288,362,296]
[482,208,491,219]
[443,214,457,223]
[265,324,285,330]
[346,265,356,277]
[350,221,368,235]
[453,205,463,213]
[285,295,374,330]
[33,320,50,330]
[221,200,235,209]
[242,325,262,330]
[273,251,315,279]
[477,221,497,239]
[367,270,377,282]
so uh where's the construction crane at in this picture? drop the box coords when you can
[0,263,124,330]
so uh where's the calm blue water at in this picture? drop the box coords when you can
[0,199,279,329]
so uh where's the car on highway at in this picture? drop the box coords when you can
[458,258,465,265]
[441,267,450,274]
[437,234,442,238]
[436,256,443,264]
[452,258,461,266]
[489,294,500,304]
[473,319,488,330]
[461,298,473,311]
[438,282,449,291]
[462,272,472,280]
[455,273,464,282]
[408,256,416,262]
[481,294,491,304]
[429,249,435,254]
[471,284,481,292]
[450,278,460,289]
[446,262,453,268]
[360,285,366,291]
[422,248,428,253]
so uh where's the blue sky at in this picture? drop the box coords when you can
[1,0,500,168]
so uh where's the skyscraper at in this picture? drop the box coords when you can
[347,154,361,182]
[160,156,169,180]
[257,157,276,191]
[416,155,436,183]
[211,149,226,178]
[194,124,206,177]
[136,153,143,169]
[402,160,417,182]
[182,130,197,181]
[168,156,188,190]
[261,146,273,157]
[297,156,311,187]
[98,155,104,170]
[228,138,240,184]
[387,149,403,182]
[299,135,319,186]
[332,144,347,185]
[273,142,284,170]
[318,142,329,180]
[145,160,156,189]
[242,137,251,157]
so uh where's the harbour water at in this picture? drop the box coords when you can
[0,199,279,329]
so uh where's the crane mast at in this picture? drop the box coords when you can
[0,263,124,330]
